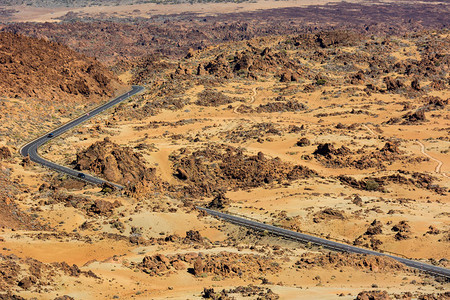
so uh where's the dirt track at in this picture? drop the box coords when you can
[416,140,448,178]
[233,87,257,114]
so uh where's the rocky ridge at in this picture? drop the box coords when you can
[0,32,123,103]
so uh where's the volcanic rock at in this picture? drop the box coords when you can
[379,142,401,155]
[411,78,421,91]
[355,290,391,300]
[0,32,122,103]
[196,89,239,107]
[0,168,47,230]
[185,230,203,243]
[296,138,311,147]
[391,220,410,233]
[313,208,346,223]
[384,76,404,91]
[313,143,351,158]
[191,252,280,278]
[170,145,316,197]
[100,182,117,194]
[75,138,155,186]
[255,100,307,113]
[87,199,121,217]
[365,220,383,235]
[207,192,230,210]
[0,147,11,160]
[139,254,177,276]
[402,110,426,124]
[295,252,407,273]
[426,226,440,235]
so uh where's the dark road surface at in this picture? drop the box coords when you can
[197,207,450,279]
[20,85,144,189]
[19,83,449,280]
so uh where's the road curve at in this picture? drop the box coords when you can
[20,85,145,189]
[197,207,450,279]
[416,140,448,178]
[19,84,449,279]
[233,87,257,114]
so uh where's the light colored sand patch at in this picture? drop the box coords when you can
[118,71,133,85]
[126,210,226,241]
[5,0,359,23]
[0,235,132,265]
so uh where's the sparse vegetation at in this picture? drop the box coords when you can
[0,1,448,299]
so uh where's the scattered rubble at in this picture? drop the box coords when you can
[295,252,409,273]
[170,144,316,196]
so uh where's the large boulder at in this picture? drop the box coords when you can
[75,138,155,186]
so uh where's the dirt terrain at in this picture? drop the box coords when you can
[0,0,449,299]
[0,32,125,147]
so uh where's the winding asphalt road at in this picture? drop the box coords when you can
[197,207,450,279]
[19,83,449,279]
[20,85,144,189]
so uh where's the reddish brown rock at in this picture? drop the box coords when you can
[75,138,156,186]
[365,220,383,236]
[191,252,280,279]
[426,226,440,235]
[383,76,404,91]
[185,230,203,243]
[296,138,311,147]
[391,220,411,233]
[0,32,122,103]
[356,290,392,300]
[402,110,426,124]
[411,78,421,91]
[207,192,230,210]
[295,252,408,273]
[170,144,316,197]
[0,147,11,160]
[313,208,346,223]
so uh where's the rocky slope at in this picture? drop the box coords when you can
[0,31,122,102]
[75,138,156,187]
[0,163,47,230]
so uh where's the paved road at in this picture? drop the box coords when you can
[20,85,144,189]
[18,84,449,279]
[197,207,450,279]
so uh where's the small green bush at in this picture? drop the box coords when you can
[365,179,379,191]
[316,79,327,85]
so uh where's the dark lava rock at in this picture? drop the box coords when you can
[207,192,230,210]
[0,146,11,160]
[296,138,311,147]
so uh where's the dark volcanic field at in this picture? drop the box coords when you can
[1,1,449,63]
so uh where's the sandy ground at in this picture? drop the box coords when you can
[1,31,449,299]
[39,75,449,261]
[3,0,363,22]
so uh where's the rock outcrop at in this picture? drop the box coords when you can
[295,252,408,273]
[355,291,391,300]
[170,145,316,197]
[0,254,98,293]
[0,147,11,160]
[192,252,281,279]
[207,192,230,210]
[75,138,156,186]
[0,32,123,103]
